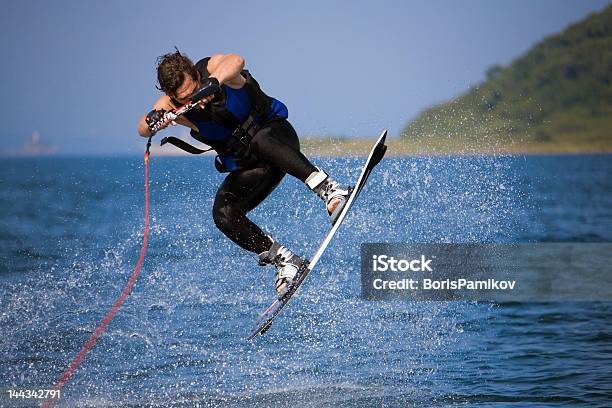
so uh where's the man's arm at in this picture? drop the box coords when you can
[206,53,246,88]
[137,96,173,137]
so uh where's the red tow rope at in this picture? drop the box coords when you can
[42,138,153,408]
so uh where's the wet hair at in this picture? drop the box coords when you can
[155,49,198,96]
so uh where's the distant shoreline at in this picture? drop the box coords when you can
[299,137,612,157]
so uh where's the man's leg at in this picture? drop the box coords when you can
[212,162,306,297]
[250,119,351,223]
[212,163,284,254]
[250,118,315,182]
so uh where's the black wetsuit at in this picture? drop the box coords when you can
[179,58,317,255]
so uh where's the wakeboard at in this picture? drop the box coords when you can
[247,129,388,340]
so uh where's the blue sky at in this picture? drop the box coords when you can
[0,0,609,154]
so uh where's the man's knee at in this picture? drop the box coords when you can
[212,203,234,232]
[212,191,248,234]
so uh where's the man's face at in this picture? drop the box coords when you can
[172,73,200,104]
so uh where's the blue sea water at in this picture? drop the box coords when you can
[0,153,611,407]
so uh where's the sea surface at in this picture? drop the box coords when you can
[1,153,611,407]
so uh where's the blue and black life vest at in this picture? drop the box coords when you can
[169,57,288,172]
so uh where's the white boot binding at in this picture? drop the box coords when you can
[258,237,306,297]
[305,168,352,225]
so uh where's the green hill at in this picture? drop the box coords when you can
[402,5,612,154]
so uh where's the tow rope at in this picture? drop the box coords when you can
[42,78,220,407]
[42,137,153,408]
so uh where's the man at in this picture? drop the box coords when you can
[138,51,350,297]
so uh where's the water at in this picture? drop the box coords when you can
[1,154,611,407]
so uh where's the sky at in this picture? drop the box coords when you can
[0,0,609,155]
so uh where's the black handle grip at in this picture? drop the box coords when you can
[191,78,221,102]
